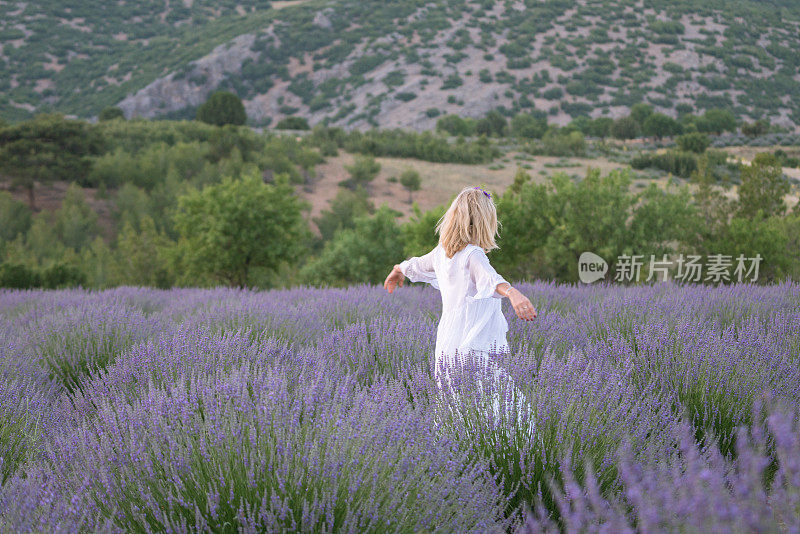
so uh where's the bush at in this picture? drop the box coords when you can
[40,262,87,289]
[437,115,476,137]
[0,191,32,242]
[527,130,586,157]
[98,107,125,122]
[630,150,698,178]
[642,113,680,139]
[301,206,404,286]
[0,263,41,289]
[511,113,548,139]
[742,119,770,137]
[342,155,381,190]
[275,116,310,130]
[676,132,711,153]
[476,110,508,137]
[196,91,247,127]
[542,87,563,100]
[611,116,640,139]
[395,92,417,102]
[441,74,464,90]
[343,130,498,164]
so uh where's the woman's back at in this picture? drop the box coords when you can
[400,242,510,358]
[430,243,507,313]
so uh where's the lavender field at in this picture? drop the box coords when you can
[1,281,799,533]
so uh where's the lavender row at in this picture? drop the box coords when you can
[0,281,798,531]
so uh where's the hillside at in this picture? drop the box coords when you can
[2,0,800,130]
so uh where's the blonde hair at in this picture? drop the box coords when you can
[436,186,500,259]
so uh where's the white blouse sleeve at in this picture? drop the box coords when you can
[398,248,439,290]
[465,248,508,301]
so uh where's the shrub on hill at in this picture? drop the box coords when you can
[196,91,247,127]
[275,117,311,130]
[676,132,711,153]
[98,107,125,122]
[630,150,698,178]
[341,129,499,164]
[437,115,477,137]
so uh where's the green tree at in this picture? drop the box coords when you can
[401,203,446,258]
[0,191,32,243]
[642,113,680,139]
[702,108,736,135]
[541,129,585,157]
[494,168,642,282]
[437,114,475,136]
[98,107,125,121]
[0,263,41,289]
[80,237,117,288]
[736,154,790,220]
[53,183,100,252]
[301,206,404,286]
[114,216,174,288]
[399,168,422,204]
[741,119,770,137]
[172,172,310,288]
[543,169,638,282]
[702,214,795,283]
[493,170,555,281]
[0,113,106,210]
[629,103,654,126]
[196,91,247,127]
[676,132,711,153]
[628,182,697,257]
[40,262,87,289]
[588,117,614,139]
[611,116,640,139]
[687,154,733,252]
[476,110,508,137]
[511,113,548,139]
[313,187,375,243]
[342,155,381,190]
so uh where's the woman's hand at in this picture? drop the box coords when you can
[384,265,405,294]
[508,288,537,321]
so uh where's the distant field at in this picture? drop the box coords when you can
[305,151,628,226]
[300,147,800,233]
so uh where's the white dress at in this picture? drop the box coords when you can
[399,243,533,432]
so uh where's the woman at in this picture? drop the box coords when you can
[383,186,536,429]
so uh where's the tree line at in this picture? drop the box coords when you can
[0,112,798,289]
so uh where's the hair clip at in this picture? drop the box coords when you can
[474,187,491,199]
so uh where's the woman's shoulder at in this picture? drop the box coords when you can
[462,244,486,257]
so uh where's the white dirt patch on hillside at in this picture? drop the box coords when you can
[43,53,64,72]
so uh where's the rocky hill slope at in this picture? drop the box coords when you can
[2,0,800,131]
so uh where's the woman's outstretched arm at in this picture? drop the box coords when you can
[384,248,438,293]
[466,249,537,321]
[495,283,537,321]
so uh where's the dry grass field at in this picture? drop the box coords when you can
[303,152,629,226]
